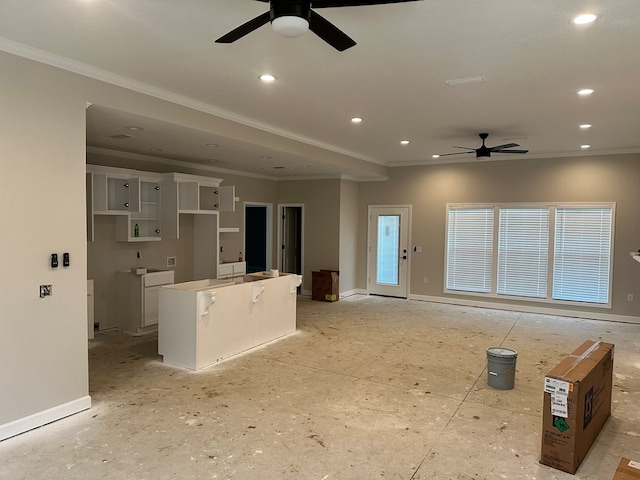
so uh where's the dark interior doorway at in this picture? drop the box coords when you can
[245,205,268,274]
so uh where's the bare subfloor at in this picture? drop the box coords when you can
[1,296,639,479]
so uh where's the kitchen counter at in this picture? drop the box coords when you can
[158,273,302,370]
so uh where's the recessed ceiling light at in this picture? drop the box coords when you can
[260,155,272,159]
[581,144,591,149]
[149,148,163,152]
[579,124,592,129]
[205,143,219,147]
[400,140,410,145]
[273,166,285,169]
[259,74,276,82]
[572,13,597,25]
[350,117,363,124]
[432,154,440,159]
[577,88,594,96]
[125,126,143,131]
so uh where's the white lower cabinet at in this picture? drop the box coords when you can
[158,273,302,370]
[117,270,175,334]
[218,261,246,278]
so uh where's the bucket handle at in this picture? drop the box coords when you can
[486,359,517,376]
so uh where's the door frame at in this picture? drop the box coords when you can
[367,205,412,298]
[277,203,304,275]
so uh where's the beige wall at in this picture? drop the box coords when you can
[0,53,89,430]
[277,179,341,292]
[339,180,360,294]
[358,154,640,318]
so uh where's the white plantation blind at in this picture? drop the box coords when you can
[497,208,549,298]
[446,208,494,293]
[553,207,613,304]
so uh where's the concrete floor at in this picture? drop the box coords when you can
[1,296,639,479]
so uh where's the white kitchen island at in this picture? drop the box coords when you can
[158,273,302,370]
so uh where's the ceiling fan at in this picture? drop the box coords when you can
[215,0,421,51]
[438,133,529,158]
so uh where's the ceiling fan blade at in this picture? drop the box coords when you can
[452,145,477,150]
[437,151,474,157]
[312,0,422,8]
[309,10,356,51]
[494,149,529,154]
[215,12,271,43]
[487,143,519,151]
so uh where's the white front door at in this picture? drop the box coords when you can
[368,206,411,298]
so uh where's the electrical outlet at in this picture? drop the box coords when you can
[627,294,634,302]
[423,276,428,284]
[167,256,177,268]
[39,285,52,298]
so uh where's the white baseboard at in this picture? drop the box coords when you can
[408,294,640,324]
[0,395,92,442]
[340,289,367,298]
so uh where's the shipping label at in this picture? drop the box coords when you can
[544,377,571,395]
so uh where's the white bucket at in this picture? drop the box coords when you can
[486,347,518,390]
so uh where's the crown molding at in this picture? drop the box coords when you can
[86,146,277,181]
[0,36,382,167]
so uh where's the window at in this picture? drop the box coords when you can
[553,208,612,304]
[376,215,400,285]
[497,208,549,298]
[445,203,614,306]
[446,208,494,293]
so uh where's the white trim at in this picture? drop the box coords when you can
[391,149,640,167]
[87,147,277,181]
[0,37,381,166]
[408,294,640,324]
[340,288,367,298]
[0,396,91,441]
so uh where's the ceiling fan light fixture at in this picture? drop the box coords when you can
[271,16,309,38]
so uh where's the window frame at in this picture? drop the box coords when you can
[444,202,615,308]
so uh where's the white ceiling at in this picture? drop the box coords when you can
[2,0,640,180]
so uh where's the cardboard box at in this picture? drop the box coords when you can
[540,340,614,474]
[613,458,640,479]
[311,270,339,302]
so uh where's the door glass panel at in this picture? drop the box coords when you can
[376,215,400,285]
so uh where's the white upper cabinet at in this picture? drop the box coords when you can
[87,166,161,242]
[87,167,238,244]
